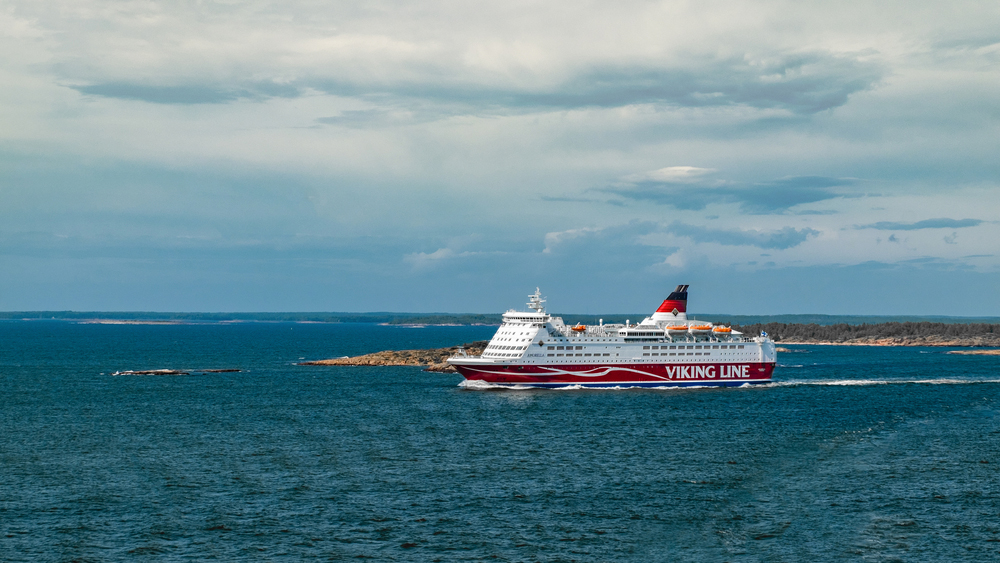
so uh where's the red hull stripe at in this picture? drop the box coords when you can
[454,362,774,386]
[656,299,687,313]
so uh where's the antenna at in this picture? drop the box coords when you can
[527,287,546,313]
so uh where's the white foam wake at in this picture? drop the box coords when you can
[458,378,1000,391]
[458,379,534,390]
[767,378,1000,387]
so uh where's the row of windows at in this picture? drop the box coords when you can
[544,344,747,351]
[547,353,612,357]
[487,344,526,351]
[643,352,707,356]
[643,344,744,350]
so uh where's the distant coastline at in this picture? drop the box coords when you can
[6,313,999,349]
[735,322,1000,347]
[4,311,1000,326]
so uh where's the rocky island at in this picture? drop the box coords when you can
[733,321,1000,347]
[299,341,488,373]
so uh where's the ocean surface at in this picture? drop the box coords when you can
[2,321,999,562]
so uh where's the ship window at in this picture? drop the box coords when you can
[669,353,676,356]
[547,354,554,357]
[547,346,554,350]
[643,346,650,350]
[585,353,591,356]
[557,346,564,350]
[575,346,583,350]
[739,345,745,349]
[642,353,649,356]
[603,353,610,356]
[557,354,563,357]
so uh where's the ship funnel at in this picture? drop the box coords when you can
[651,284,689,322]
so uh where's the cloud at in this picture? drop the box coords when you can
[403,247,482,270]
[665,222,818,250]
[315,109,425,128]
[620,166,715,184]
[606,174,855,214]
[72,81,300,105]
[514,53,881,114]
[857,218,983,230]
[542,221,672,267]
[65,36,879,115]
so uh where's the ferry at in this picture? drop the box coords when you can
[448,286,776,388]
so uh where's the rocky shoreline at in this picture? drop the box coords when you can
[299,341,488,373]
[777,337,1000,347]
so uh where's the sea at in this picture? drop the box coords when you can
[2,321,999,562]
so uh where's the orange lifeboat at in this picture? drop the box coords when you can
[571,324,587,332]
[712,326,732,334]
[665,325,688,332]
[688,324,713,334]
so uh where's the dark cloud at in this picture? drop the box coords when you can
[523,52,881,114]
[858,218,983,230]
[73,81,301,105]
[605,176,855,214]
[665,222,818,250]
[71,50,878,115]
[309,51,880,115]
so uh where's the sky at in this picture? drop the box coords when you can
[1,0,998,315]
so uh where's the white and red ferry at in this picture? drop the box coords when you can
[448,286,775,388]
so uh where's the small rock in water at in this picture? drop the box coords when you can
[112,369,190,376]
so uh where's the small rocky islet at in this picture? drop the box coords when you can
[299,341,488,373]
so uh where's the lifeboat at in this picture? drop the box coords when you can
[688,324,713,334]
[665,325,688,332]
[571,324,587,332]
[712,326,732,334]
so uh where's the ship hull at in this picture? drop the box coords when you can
[452,361,774,388]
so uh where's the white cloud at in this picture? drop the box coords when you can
[621,166,715,184]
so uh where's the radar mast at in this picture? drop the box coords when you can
[527,288,546,313]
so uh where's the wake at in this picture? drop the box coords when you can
[766,378,1000,387]
[457,378,1000,390]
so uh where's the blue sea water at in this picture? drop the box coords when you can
[2,321,1000,562]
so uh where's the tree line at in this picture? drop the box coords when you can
[732,322,1000,343]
